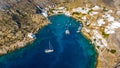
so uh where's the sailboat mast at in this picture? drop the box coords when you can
[49,41,50,48]
[49,41,52,49]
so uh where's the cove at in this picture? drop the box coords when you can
[0,14,97,68]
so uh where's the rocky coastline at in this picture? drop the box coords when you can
[0,0,49,55]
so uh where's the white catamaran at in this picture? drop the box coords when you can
[45,41,54,53]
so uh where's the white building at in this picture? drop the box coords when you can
[72,7,90,14]
[90,12,98,16]
[52,7,71,16]
[110,21,120,28]
[81,16,87,21]
[92,6,100,10]
[104,21,120,34]
[58,7,65,10]
[42,11,48,17]
[28,33,36,39]
[64,11,71,16]
[104,26,115,34]
[92,30,107,48]
[97,19,105,26]
[102,13,115,22]
[107,10,113,13]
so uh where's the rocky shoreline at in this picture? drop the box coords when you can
[0,16,49,55]
[0,0,49,55]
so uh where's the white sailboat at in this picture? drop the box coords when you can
[45,41,54,53]
[65,26,70,35]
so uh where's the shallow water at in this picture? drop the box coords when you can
[0,14,97,68]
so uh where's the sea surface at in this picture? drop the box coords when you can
[0,14,97,68]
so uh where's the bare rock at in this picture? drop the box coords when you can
[117,10,120,16]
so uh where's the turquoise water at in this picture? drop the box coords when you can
[0,14,97,68]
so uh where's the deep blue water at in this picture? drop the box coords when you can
[0,14,97,68]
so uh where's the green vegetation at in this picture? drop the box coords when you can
[103,7,108,12]
[102,31,109,38]
[88,9,93,14]
[94,39,96,41]
[72,12,80,15]
[97,46,100,49]
[82,14,87,16]
[110,49,116,54]
[49,9,54,13]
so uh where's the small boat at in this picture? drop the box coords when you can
[76,26,81,33]
[76,30,80,33]
[65,29,70,35]
[78,26,81,30]
[45,41,54,53]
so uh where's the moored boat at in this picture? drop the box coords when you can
[65,29,70,35]
[45,41,54,53]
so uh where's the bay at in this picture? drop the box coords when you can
[0,14,97,68]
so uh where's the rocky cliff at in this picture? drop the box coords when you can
[0,0,48,54]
